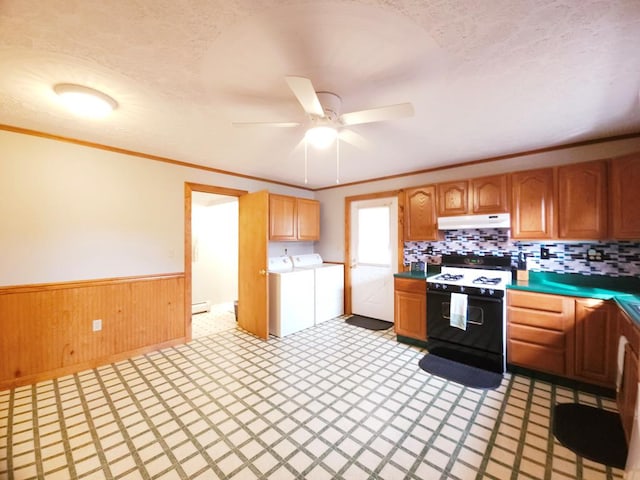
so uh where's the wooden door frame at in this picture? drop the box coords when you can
[184,182,248,340]
[344,189,404,315]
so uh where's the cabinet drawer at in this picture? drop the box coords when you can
[508,307,566,332]
[508,339,566,376]
[394,277,427,294]
[508,290,566,313]
[508,323,565,349]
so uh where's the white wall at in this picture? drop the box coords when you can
[267,241,315,258]
[3,129,639,286]
[0,130,313,286]
[192,200,238,305]
[315,137,640,263]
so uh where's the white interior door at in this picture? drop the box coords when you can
[350,197,398,322]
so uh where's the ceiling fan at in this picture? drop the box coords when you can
[232,76,414,149]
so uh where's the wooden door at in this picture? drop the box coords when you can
[574,299,615,387]
[296,198,320,241]
[510,168,555,239]
[610,152,640,239]
[437,181,468,216]
[269,194,297,240]
[404,185,437,241]
[471,174,508,214]
[558,160,607,239]
[239,190,269,339]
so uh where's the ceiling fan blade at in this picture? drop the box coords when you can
[339,103,414,126]
[285,76,324,117]
[232,121,300,128]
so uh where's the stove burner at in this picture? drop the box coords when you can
[435,274,464,281]
[472,276,502,285]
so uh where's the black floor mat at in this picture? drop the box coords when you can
[553,403,627,469]
[418,353,502,389]
[345,315,393,331]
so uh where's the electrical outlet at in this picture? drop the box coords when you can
[587,249,605,262]
[540,247,550,259]
[92,319,102,332]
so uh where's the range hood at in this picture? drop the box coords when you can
[437,213,511,230]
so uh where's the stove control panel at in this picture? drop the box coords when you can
[427,282,504,298]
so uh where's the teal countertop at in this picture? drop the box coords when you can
[395,265,441,280]
[395,271,429,280]
[508,271,640,324]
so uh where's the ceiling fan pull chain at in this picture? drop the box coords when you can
[304,137,308,184]
[336,136,340,184]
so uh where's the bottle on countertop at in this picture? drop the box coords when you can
[516,251,529,282]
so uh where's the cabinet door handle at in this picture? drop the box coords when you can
[259,269,266,275]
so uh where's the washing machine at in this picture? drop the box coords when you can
[267,256,315,337]
[291,254,345,324]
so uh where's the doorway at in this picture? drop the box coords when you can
[191,192,239,338]
[184,183,247,340]
[344,190,403,321]
[349,196,398,322]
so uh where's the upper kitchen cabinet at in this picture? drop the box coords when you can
[296,198,320,241]
[436,175,509,217]
[510,168,555,240]
[610,152,640,240]
[269,194,320,241]
[471,174,509,214]
[437,181,468,216]
[404,185,438,241]
[558,160,607,240]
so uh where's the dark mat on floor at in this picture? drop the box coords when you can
[418,354,502,389]
[553,403,627,469]
[345,315,393,331]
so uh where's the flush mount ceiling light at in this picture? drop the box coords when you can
[53,83,118,118]
[305,125,337,149]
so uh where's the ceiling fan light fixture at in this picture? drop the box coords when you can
[305,125,337,149]
[53,83,118,118]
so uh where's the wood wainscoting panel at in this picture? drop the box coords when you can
[0,273,185,390]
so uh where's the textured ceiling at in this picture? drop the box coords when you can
[1,0,640,188]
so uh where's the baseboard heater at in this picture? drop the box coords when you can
[191,301,211,315]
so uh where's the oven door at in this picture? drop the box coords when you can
[427,289,504,355]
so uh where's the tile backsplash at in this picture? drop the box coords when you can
[404,229,640,277]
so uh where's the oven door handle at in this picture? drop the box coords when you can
[427,290,503,304]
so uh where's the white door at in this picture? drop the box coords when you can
[350,197,398,322]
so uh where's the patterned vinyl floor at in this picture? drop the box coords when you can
[192,303,237,338]
[0,318,624,479]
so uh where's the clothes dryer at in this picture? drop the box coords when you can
[291,254,344,324]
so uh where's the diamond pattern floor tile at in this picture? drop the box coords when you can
[0,318,625,479]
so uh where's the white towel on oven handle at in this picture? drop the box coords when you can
[449,292,468,331]
[618,335,629,392]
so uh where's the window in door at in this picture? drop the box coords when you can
[356,205,391,267]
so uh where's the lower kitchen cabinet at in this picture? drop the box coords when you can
[574,298,616,387]
[507,290,575,377]
[618,308,640,442]
[619,345,638,442]
[394,277,427,341]
[507,290,618,388]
